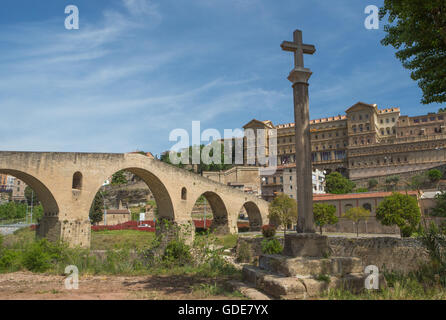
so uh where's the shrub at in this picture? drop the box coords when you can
[368,179,379,189]
[162,240,192,267]
[238,226,250,233]
[0,249,22,272]
[236,241,252,263]
[21,240,53,273]
[261,238,283,255]
[261,225,276,238]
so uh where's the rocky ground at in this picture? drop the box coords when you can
[0,272,245,300]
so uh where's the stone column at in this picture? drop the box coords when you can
[288,67,315,234]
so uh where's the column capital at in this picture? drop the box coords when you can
[287,67,312,84]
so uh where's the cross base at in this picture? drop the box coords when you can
[283,233,330,258]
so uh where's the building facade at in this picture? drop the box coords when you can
[313,191,419,234]
[260,166,325,202]
[242,102,446,181]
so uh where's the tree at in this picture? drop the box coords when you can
[89,192,104,225]
[379,1,446,104]
[325,172,355,194]
[343,207,371,237]
[25,186,39,206]
[313,203,338,235]
[432,192,446,217]
[428,169,443,184]
[268,193,298,237]
[368,179,379,190]
[385,175,400,191]
[111,171,127,185]
[376,192,421,237]
[160,143,234,174]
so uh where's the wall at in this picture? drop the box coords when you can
[236,236,430,273]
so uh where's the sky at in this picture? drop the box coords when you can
[0,0,443,156]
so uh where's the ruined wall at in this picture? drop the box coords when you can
[236,236,430,273]
[328,237,429,273]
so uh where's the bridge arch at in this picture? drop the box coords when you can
[241,201,263,232]
[191,191,229,234]
[0,169,59,217]
[90,167,175,222]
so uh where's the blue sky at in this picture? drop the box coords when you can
[0,0,442,155]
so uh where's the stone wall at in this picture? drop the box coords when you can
[236,236,430,273]
[328,237,429,273]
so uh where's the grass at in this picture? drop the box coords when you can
[192,282,247,299]
[0,227,241,279]
[90,229,156,250]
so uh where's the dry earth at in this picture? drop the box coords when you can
[0,272,244,300]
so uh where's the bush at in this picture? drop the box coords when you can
[261,238,283,255]
[236,241,252,263]
[0,249,22,272]
[368,179,379,189]
[21,240,53,273]
[163,240,192,267]
[261,225,276,238]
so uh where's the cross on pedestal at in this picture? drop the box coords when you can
[281,29,316,234]
[281,30,316,69]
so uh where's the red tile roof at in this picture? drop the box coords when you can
[313,191,418,201]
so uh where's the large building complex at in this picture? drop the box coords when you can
[242,102,446,181]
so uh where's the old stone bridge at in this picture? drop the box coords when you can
[0,152,270,247]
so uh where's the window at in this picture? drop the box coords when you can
[72,172,83,190]
[181,187,187,200]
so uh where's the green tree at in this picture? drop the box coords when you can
[313,203,338,235]
[385,175,400,191]
[160,143,234,174]
[25,186,39,206]
[432,192,446,217]
[376,192,421,237]
[89,192,104,225]
[268,193,298,237]
[368,179,379,190]
[111,171,127,185]
[325,172,355,194]
[343,207,371,237]
[428,169,443,184]
[379,0,446,104]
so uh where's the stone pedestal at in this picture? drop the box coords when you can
[283,233,330,258]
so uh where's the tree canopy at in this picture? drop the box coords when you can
[89,192,104,225]
[268,193,298,236]
[379,0,446,104]
[161,143,234,174]
[343,207,371,237]
[376,192,421,237]
[324,172,356,194]
[313,203,338,235]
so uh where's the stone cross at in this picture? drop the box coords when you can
[281,29,316,234]
[281,30,316,69]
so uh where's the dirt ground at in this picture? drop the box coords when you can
[0,272,244,300]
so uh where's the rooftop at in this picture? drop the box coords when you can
[313,191,418,201]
